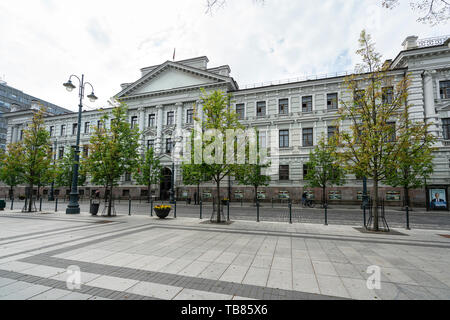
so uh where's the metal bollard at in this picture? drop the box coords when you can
[227,201,230,221]
[199,200,203,219]
[128,197,131,216]
[39,197,42,212]
[256,199,260,222]
[150,200,153,217]
[363,205,366,228]
[174,201,177,218]
[324,203,328,226]
[289,201,292,224]
[55,198,58,212]
[406,206,410,230]
[11,198,14,210]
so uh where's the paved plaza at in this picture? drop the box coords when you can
[0,208,449,300]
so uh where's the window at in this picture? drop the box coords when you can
[236,104,245,120]
[279,98,289,115]
[440,81,450,99]
[124,173,131,182]
[279,165,289,181]
[354,89,365,107]
[327,126,338,140]
[166,138,173,153]
[186,109,194,124]
[72,123,78,135]
[167,111,174,125]
[58,147,64,159]
[302,128,313,147]
[279,130,289,148]
[443,118,450,140]
[382,87,394,104]
[147,139,154,150]
[386,122,396,142]
[84,122,90,134]
[148,114,155,127]
[258,131,266,148]
[123,189,130,197]
[82,146,89,158]
[97,120,103,129]
[303,164,309,177]
[60,125,66,136]
[256,101,266,117]
[20,130,24,141]
[327,93,338,110]
[131,116,138,129]
[49,126,54,137]
[302,96,313,113]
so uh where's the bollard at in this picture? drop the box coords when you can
[174,201,177,218]
[406,206,410,230]
[24,197,28,212]
[227,201,230,221]
[11,198,14,210]
[39,197,42,212]
[289,200,292,224]
[150,199,153,217]
[256,199,260,222]
[55,198,58,212]
[128,196,131,216]
[324,203,328,226]
[200,200,203,219]
[363,205,366,228]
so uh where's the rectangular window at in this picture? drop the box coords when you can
[72,123,78,135]
[303,128,313,147]
[131,116,138,129]
[97,120,103,129]
[124,173,131,182]
[386,122,396,142]
[82,146,89,158]
[303,164,309,177]
[302,96,313,113]
[58,147,64,159]
[166,138,173,153]
[256,101,266,117]
[60,125,66,136]
[354,89,365,107]
[279,165,289,181]
[279,129,289,148]
[167,111,174,125]
[236,104,245,120]
[258,131,266,148]
[148,114,155,127]
[327,126,338,140]
[382,87,394,104]
[443,118,450,139]
[440,81,450,99]
[327,93,338,110]
[49,126,54,137]
[279,98,289,115]
[84,122,90,134]
[147,139,154,150]
[186,109,194,124]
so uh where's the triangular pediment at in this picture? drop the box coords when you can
[117,61,231,98]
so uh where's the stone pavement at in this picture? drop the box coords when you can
[0,210,449,300]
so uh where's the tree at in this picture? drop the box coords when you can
[55,147,87,189]
[181,163,210,204]
[133,147,163,202]
[20,108,53,212]
[384,110,436,208]
[335,30,416,231]
[0,143,24,199]
[382,0,450,25]
[304,137,346,207]
[84,101,140,216]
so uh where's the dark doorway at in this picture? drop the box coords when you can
[160,167,172,200]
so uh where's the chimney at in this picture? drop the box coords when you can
[402,36,418,50]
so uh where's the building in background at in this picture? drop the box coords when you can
[2,35,450,207]
[0,80,70,149]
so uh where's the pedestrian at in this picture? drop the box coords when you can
[302,191,307,206]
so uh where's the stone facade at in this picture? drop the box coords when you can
[2,36,450,207]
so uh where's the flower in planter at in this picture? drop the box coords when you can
[154,205,172,210]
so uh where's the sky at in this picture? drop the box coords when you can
[0,0,449,112]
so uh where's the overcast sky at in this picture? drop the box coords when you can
[0,0,448,112]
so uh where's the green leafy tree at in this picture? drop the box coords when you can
[84,101,140,216]
[335,30,428,231]
[133,147,163,202]
[181,163,210,204]
[304,137,346,206]
[0,142,24,199]
[20,108,53,212]
[55,147,87,189]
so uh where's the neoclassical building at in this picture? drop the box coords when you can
[3,35,450,207]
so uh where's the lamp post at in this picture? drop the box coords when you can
[63,74,97,214]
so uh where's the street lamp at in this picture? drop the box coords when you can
[63,74,97,214]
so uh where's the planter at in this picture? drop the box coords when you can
[90,203,100,215]
[0,200,5,211]
[154,208,171,219]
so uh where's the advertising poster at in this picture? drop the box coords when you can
[429,189,447,209]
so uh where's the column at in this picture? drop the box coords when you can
[423,70,438,137]
[156,105,163,154]
[9,126,14,143]
[13,125,19,143]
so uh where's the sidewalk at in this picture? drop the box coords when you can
[0,210,449,300]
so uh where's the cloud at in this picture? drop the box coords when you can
[86,19,111,47]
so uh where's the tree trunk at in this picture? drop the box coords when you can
[108,182,113,216]
[322,186,326,207]
[9,185,14,200]
[28,183,33,212]
[197,183,200,205]
[254,185,258,205]
[216,179,221,223]
[373,179,379,231]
